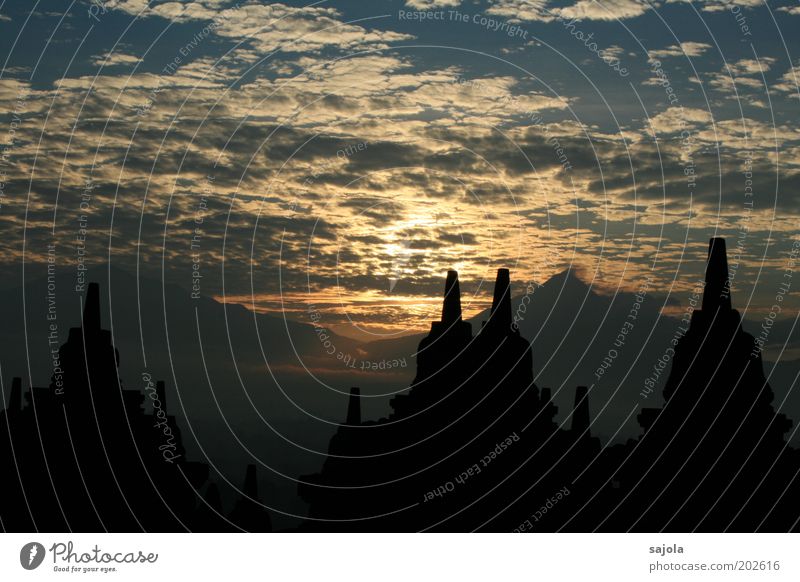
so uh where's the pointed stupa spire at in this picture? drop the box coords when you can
[156,380,167,410]
[83,282,101,332]
[571,385,590,437]
[346,387,361,426]
[441,270,463,324]
[242,464,258,498]
[8,377,22,414]
[489,268,512,331]
[231,463,272,532]
[702,238,732,313]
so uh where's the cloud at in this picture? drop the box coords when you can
[404,0,462,9]
[601,45,626,60]
[557,0,654,21]
[772,63,800,95]
[486,0,555,22]
[666,0,762,11]
[90,52,142,68]
[488,0,655,22]
[106,1,413,54]
[704,58,777,95]
[727,58,777,76]
[648,107,713,134]
[439,232,479,245]
[648,41,712,59]
[2,0,799,330]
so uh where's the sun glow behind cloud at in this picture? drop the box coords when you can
[0,0,799,338]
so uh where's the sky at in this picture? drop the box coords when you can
[1,0,799,340]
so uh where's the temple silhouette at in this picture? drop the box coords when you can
[601,238,799,531]
[299,238,800,531]
[1,238,798,531]
[0,283,271,532]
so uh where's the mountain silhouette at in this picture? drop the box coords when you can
[2,239,800,531]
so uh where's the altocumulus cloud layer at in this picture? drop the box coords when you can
[1,0,799,337]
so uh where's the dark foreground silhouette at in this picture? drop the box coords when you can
[0,283,271,532]
[1,238,798,531]
[300,238,800,531]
